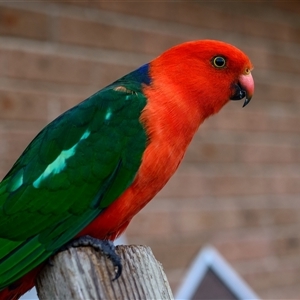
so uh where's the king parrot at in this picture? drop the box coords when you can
[0,40,254,300]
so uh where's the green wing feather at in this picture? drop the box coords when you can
[0,77,148,288]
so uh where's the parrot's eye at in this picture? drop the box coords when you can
[212,56,226,68]
[245,67,251,75]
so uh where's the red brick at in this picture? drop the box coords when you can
[275,2,300,15]
[237,143,298,164]
[91,63,134,87]
[0,160,13,180]
[56,16,185,55]
[89,2,197,24]
[174,209,244,234]
[0,6,50,40]
[244,267,300,294]
[273,234,300,257]
[272,209,300,225]
[159,171,300,198]
[157,172,212,198]
[176,208,273,234]
[92,2,300,43]
[255,81,300,105]
[0,88,90,123]
[202,107,300,134]
[0,128,38,167]
[259,284,300,300]
[165,268,186,294]
[149,239,202,270]
[3,49,95,85]
[184,141,237,163]
[127,210,173,240]
[248,47,300,74]
[0,89,51,121]
[213,234,273,262]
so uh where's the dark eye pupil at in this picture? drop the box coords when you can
[214,57,225,67]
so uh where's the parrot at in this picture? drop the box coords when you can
[0,40,254,300]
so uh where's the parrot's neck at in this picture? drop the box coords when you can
[142,81,203,160]
[142,66,210,150]
[118,63,151,87]
[138,59,220,193]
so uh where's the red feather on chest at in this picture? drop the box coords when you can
[78,63,206,240]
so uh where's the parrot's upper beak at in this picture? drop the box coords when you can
[230,72,254,107]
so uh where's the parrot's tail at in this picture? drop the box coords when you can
[0,267,40,300]
[0,287,20,300]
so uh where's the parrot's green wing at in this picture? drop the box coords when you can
[0,75,148,288]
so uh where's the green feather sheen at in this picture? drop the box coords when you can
[0,71,148,289]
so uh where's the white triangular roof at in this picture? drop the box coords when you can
[175,245,260,300]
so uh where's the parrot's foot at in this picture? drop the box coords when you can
[59,235,122,280]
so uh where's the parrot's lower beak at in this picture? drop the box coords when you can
[230,73,254,107]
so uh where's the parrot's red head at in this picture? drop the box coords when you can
[148,40,254,119]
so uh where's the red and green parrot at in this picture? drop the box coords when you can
[0,40,254,299]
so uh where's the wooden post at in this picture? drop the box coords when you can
[36,245,174,300]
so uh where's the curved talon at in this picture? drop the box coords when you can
[57,235,123,280]
[112,257,122,281]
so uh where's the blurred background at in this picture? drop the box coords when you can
[0,1,300,299]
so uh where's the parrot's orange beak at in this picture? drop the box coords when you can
[239,73,254,107]
[230,72,254,107]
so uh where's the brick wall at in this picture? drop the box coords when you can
[0,1,300,298]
